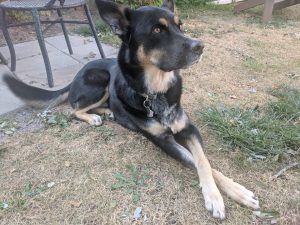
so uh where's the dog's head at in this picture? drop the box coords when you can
[95,0,203,72]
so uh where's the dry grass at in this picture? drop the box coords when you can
[1,4,300,225]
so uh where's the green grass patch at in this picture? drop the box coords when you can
[243,56,266,72]
[111,164,150,203]
[246,16,291,29]
[245,39,265,48]
[0,119,18,135]
[199,86,300,159]
[46,112,72,128]
[179,2,234,17]
[1,181,55,210]
[74,19,120,47]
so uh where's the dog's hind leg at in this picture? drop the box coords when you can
[90,107,114,120]
[73,89,109,126]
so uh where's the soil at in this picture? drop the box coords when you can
[0,4,300,225]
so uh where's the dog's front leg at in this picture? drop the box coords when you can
[212,169,260,209]
[174,124,225,220]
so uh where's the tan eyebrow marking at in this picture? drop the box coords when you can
[159,18,168,27]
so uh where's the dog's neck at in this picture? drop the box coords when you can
[118,45,176,95]
[143,65,175,94]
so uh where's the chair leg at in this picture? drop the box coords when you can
[31,9,54,88]
[1,9,16,71]
[57,9,73,55]
[83,4,106,58]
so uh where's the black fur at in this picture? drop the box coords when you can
[3,74,70,107]
[2,0,204,167]
[2,1,260,219]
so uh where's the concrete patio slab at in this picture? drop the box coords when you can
[0,34,118,115]
[0,40,57,61]
[0,65,24,115]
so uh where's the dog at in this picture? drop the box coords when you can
[3,0,259,219]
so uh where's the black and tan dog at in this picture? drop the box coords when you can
[3,0,259,219]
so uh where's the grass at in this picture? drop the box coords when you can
[246,16,291,28]
[0,119,18,135]
[111,164,150,203]
[74,19,120,47]
[45,112,72,128]
[243,56,266,72]
[200,86,300,159]
[1,181,55,210]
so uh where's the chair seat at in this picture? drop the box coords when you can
[0,0,86,10]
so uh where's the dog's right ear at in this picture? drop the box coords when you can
[95,0,131,36]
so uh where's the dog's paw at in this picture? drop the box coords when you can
[104,110,114,120]
[202,186,225,220]
[227,180,259,209]
[88,114,102,126]
[212,169,260,210]
[108,112,114,120]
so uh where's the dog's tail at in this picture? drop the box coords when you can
[2,73,71,109]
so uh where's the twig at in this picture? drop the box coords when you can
[270,162,299,181]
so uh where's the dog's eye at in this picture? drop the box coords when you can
[152,27,161,34]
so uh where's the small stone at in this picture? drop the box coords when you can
[133,207,142,219]
[47,182,55,188]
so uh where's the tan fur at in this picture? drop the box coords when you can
[212,169,259,209]
[144,66,175,93]
[137,46,175,93]
[142,121,167,136]
[187,136,216,187]
[186,136,225,217]
[159,18,168,27]
[91,108,113,115]
[73,88,109,125]
[174,16,180,26]
[170,112,188,134]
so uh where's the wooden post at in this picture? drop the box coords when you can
[262,0,275,22]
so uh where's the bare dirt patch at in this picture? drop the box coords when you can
[1,5,300,225]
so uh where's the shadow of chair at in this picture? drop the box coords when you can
[0,0,106,87]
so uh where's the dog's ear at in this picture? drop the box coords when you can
[162,0,175,12]
[95,0,131,36]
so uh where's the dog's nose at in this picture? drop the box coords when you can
[191,41,204,54]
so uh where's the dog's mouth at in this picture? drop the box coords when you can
[152,50,203,72]
[181,53,203,70]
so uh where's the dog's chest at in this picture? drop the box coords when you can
[151,96,178,126]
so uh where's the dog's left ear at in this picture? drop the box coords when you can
[95,0,131,36]
[162,0,175,12]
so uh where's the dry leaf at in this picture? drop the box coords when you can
[69,201,82,208]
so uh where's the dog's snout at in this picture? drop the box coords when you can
[191,41,204,53]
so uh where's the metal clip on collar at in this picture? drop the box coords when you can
[140,93,156,118]
[143,96,154,117]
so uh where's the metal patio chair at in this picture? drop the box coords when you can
[0,0,106,87]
